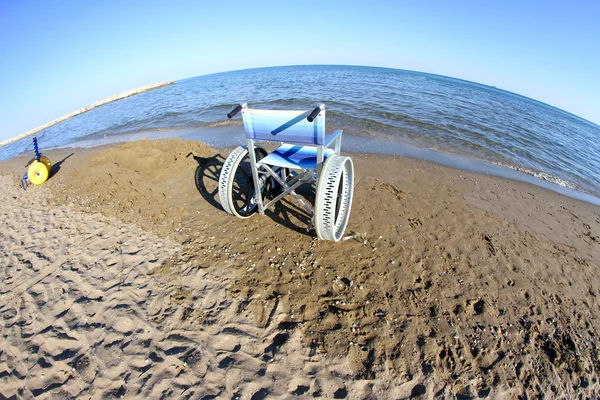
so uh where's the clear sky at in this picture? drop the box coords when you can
[1,0,599,142]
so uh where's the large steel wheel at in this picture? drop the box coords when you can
[219,146,269,218]
[315,155,354,241]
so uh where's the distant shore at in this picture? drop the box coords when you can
[0,81,175,148]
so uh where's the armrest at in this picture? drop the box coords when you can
[325,129,343,149]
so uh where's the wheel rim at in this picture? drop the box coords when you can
[223,147,270,218]
[230,152,258,216]
[333,158,353,238]
[315,156,354,241]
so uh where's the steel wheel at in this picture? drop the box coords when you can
[219,146,269,218]
[315,155,354,241]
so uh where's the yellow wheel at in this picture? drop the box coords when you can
[40,156,52,173]
[28,161,49,185]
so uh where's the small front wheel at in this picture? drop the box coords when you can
[219,146,269,218]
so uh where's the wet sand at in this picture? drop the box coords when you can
[1,138,599,399]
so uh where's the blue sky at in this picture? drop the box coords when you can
[1,0,599,141]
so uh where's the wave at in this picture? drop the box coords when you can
[489,161,586,193]
[206,119,243,128]
[2,65,599,201]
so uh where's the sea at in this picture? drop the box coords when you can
[2,65,599,205]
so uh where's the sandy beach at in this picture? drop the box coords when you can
[1,138,599,399]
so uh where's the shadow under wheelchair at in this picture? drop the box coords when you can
[188,151,314,236]
[188,152,226,211]
[264,185,315,236]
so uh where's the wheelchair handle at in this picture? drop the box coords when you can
[227,104,243,119]
[307,106,322,122]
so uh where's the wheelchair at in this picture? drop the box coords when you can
[219,103,354,242]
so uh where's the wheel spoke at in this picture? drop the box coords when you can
[335,178,343,222]
[243,192,254,209]
[236,183,250,194]
[239,166,252,180]
[234,180,256,214]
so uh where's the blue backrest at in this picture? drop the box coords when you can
[241,104,325,145]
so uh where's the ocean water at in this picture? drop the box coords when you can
[2,65,599,201]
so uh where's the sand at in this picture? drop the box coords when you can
[1,138,599,399]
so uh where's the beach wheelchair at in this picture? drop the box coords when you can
[219,103,354,242]
[20,136,52,189]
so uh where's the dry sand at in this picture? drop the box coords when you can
[1,138,599,399]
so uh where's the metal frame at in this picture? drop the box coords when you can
[240,103,344,230]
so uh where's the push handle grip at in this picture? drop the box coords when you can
[227,104,243,119]
[307,106,321,122]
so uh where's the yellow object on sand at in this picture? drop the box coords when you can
[40,156,52,173]
[28,161,49,185]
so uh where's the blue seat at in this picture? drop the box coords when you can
[261,144,335,170]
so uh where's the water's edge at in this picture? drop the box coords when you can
[60,126,600,207]
[4,66,599,205]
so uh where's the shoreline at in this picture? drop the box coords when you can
[13,125,600,207]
